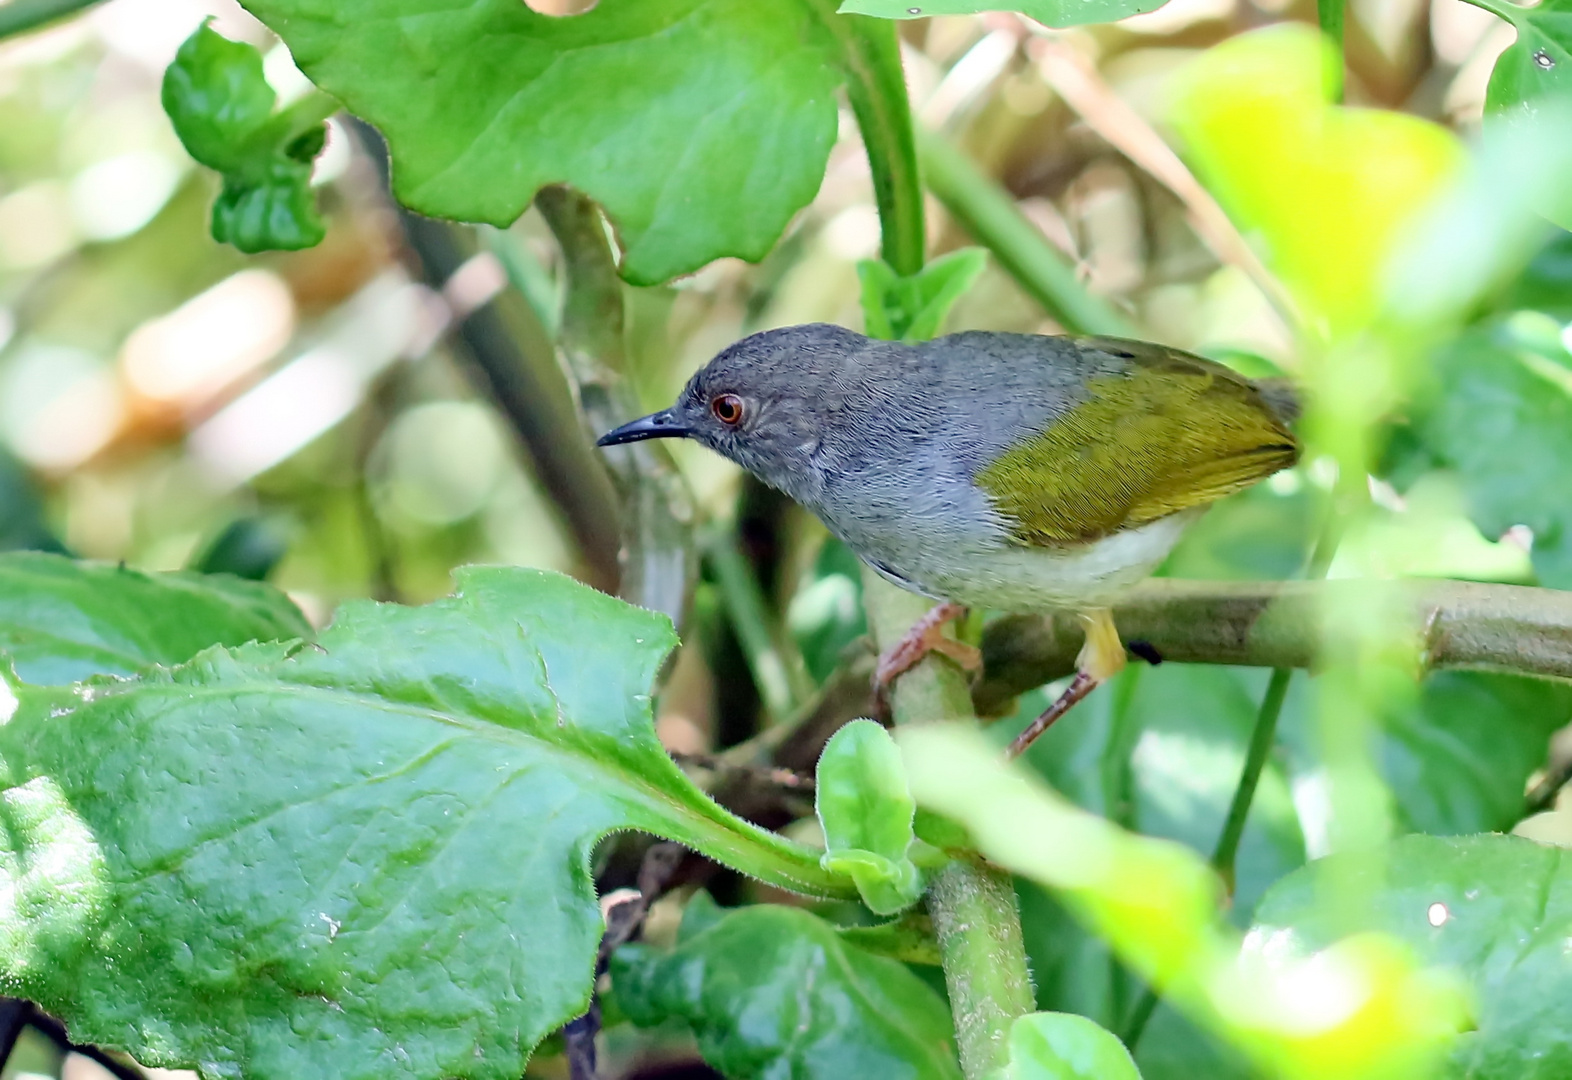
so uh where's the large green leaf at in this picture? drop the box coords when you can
[611,902,963,1080]
[0,552,312,686]
[1253,833,1572,1080]
[836,0,1167,29]
[1405,323,1572,588]
[236,0,844,285]
[0,567,849,1080]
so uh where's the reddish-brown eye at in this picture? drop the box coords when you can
[711,393,745,426]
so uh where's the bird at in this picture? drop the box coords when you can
[597,323,1299,755]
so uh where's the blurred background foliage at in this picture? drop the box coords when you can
[2,0,1571,1076]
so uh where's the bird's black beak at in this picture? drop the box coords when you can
[596,409,692,447]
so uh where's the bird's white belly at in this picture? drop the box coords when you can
[891,511,1198,612]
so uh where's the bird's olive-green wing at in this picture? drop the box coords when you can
[975,339,1299,546]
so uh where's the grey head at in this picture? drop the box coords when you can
[597,323,881,507]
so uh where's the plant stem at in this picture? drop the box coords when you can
[917,128,1134,338]
[1213,667,1294,891]
[702,524,812,720]
[352,122,624,592]
[0,0,103,38]
[1319,0,1346,102]
[864,572,1035,1078]
[930,858,1038,1076]
[535,184,696,623]
[821,14,927,275]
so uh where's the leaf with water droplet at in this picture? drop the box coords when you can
[1469,0,1572,225]
[1255,833,1572,1080]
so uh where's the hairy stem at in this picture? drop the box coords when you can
[864,572,1035,1078]
[0,0,103,38]
[917,128,1134,337]
[975,578,1572,714]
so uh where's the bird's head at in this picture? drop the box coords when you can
[597,323,867,499]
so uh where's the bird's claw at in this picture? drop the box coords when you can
[872,602,979,717]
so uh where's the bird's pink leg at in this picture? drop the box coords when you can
[873,602,981,714]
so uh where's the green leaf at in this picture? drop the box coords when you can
[162,22,330,253]
[986,1012,1142,1080]
[0,567,851,1080]
[236,0,844,285]
[1472,0,1572,207]
[836,0,1168,30]
[611,903,964,1080]
[1407,322,1572,587]
[858,247,988,342]
[1169,24,1464,336]
[816,719,926,915]
[1503,229,1572,317]
[900,724,1469,1080]
[0,551,311,686]
[1252,833,1572,1080]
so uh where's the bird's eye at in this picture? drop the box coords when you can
[711,393,745,426]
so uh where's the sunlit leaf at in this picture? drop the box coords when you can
[986,1012,1142,1080]
[836,0,1167,29]
[900,724,1468,1080]
[236,0,844,285]
[816,719,926,915]
[162,22,331,253]
[1254,833,1572,1080]
[0,567,849,1080]
[612,902,963,1080]
[0,551,311,686]
[1169,24,1464,336]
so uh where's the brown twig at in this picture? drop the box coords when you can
[561,843,686,1080]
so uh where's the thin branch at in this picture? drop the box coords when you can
[975,578,1572,715]
[701,525,813,720]
[917,128,1135,338]
[0,0,103,39]
[1525,756,1572,816]
[348,122,623,592]
[534,184,696,623]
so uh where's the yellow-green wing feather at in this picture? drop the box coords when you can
[976,340,1299,546]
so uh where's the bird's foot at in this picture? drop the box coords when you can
[873,602,980,715]
[1006,608,1124,757]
